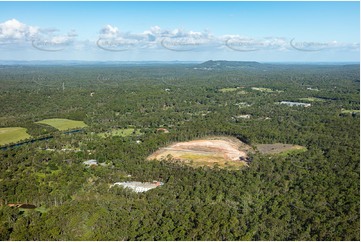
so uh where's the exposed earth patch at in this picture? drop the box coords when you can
[147,136,252,169]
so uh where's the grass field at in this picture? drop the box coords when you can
[98,128,142,138]
[0,127,31,146]
[36,118,87,131]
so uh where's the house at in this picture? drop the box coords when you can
[83,159,98,167]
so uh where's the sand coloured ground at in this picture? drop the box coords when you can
[148,137,251,169]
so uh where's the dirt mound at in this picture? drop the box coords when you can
[147,137,252,169]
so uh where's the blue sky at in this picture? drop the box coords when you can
[0,1,359,62]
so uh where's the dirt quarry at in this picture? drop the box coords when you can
[147,136,252,169]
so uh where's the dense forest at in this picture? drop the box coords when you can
[0,62,359,240]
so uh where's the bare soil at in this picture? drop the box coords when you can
[147,136,252,169]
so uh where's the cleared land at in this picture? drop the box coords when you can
[341,109,360,114]
[98,128,142,138]
[147,136,252,169]
[251,87,282,93]
[256,143,307,155]
[219,87,247,95]
[219,87,239,92]
[299,97,326,102]
[0,127,31,146]
[36,118,87,131]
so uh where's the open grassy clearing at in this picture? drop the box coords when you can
[299,97,326,102]
[36,118,87,131]
[98,128,142,138]
[341,109,360,114]
[251,87,283,93]
[219,87,239,92]
[147,136,251,169]
[256,143,307,155]
[0,127,31,146]
[218,87,247,94]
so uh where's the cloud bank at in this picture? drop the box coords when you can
[0,19,359,57]
[0,19,77,51]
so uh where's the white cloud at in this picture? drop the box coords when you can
[0,19,38,43]
[97,25,218,51]
[99,24,119,38]
[0,19,78,52]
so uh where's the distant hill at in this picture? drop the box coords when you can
[197,60,261,69]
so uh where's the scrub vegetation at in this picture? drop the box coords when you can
[0,62,359,240]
